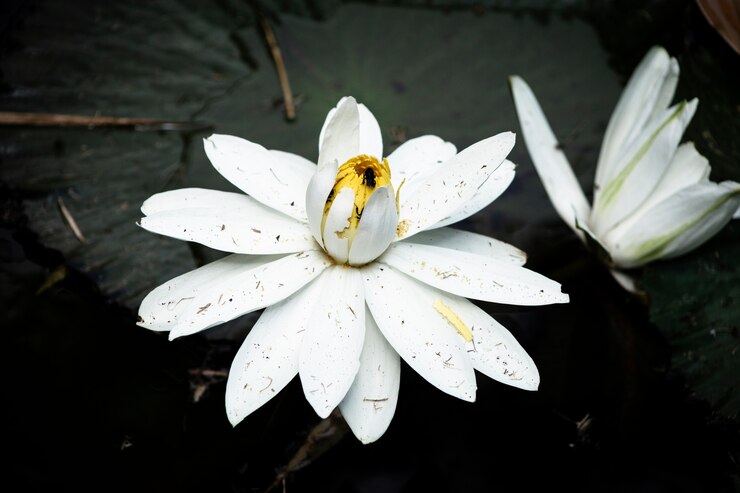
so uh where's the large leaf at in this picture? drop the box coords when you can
[2,1,622,311]
[643,222,740,418]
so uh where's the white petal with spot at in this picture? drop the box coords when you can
[440,294,539,391]
[431,159,517,229]
[137,254,280,332]
[404,227,526,265]
[299,266,365,418]
[153,250,330,340]
[203,134,314,222]
[339,308,401,444]
[225,276,325,426]
[387,135,457,195]
[140,190,316,255]
[396,132,515,240]
[380,242,568,305]
[362,263,477,402]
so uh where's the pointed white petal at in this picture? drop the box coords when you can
[137,254,279,333]
[734,206,740,220]
[380,242,568,305]
[305,159,340,246]
[595,46,674,190]
[321,187,355,264]
[339,308,401,444]
[397,132,516,240]
[592,99,698,235]
[140,190,316,255]
[386,135,457,195]
[431,159,517,229]
[225,276,325,426]
[509,76,591,234]
[607,181,740,268]
[319,97,383,159]
[403,227,527,266]
[609,269,642,295]
[203,135,314,222]
[440,295,539,391]
[141,188,248,216]
[647,57,680,124]
[602,142,710,245]
[348,186,398,266]
[299,267,365,418]
[318,97,360,169]
[152,250,331,339]
[362,263,477,402]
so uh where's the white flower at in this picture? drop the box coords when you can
[510,46,740,291]
[137,96,569,444]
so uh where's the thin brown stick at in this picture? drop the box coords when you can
[57,197,86,243]
[0,111,166,127]
[260,16,296,121]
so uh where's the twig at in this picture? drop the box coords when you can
[57,197,86,243]
[0,111,208,131]
[259,15,296,121]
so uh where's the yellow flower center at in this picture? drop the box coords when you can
[322,154,392,242]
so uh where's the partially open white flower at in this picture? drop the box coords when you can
[137,96,569,443]
[511,47,740,292]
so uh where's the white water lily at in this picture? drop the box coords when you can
[137,96,569,444]
[510,46,740,292]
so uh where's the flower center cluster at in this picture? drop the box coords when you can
[321,154,392,245]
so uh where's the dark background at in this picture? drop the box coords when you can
[1,1,739,492]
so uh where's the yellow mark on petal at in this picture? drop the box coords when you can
[395,177,406,213]
[396,219,410,238]
[433,299,473,342]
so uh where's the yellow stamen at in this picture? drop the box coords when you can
[322,154,392,242]
[433,299,473,342]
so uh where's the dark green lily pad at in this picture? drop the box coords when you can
[642,222,740,418]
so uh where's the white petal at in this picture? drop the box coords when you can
[317,97,360,169]
[348,186,398,266]
[509,76,591,234]
[225,276,325,426]
[147,250,331,340]
[602,142,710,245]
[380,242,568,306]
[440,295,539,391]
[594,46,674,190]
[140,190,316,255]
[299,266,365,418]
[141,187,248,216]
[609,269,642,295]
[362,263,477,402]
[339,308,401,444]
[319,96,383,159]
[305,158,340,246]
[137,254,279,332]
[321,187,355,264]
[203,135,314,222]
[734,206,740,220]
[386,135,457,195]
[607,181,740,268]
[397,132,516,240]
[591,99,698,235]
[403,227,527,266]
[431,159,517,229]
